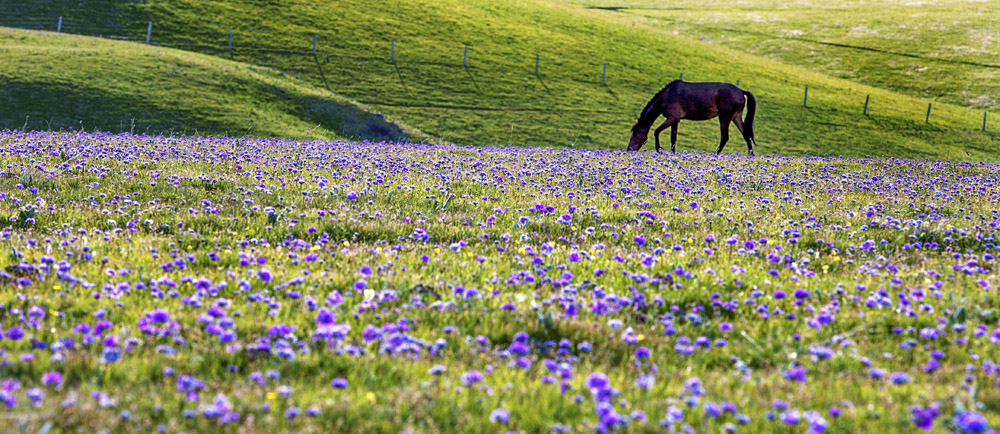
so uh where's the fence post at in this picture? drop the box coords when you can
[57,16,62,33]
[228,27,233,51]
[463,46,467,67]
[736,79,740,87]
[926,103,932,123]
[864,95,870,116]
[313,33,317,55]
[803,85,809,108]
[602,62,607,84]
[984,112,988,132]
[535,54,539,75]
[391,39,395,62]
[146,22,152,44]
[679,72,683,80]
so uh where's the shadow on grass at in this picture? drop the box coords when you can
[0,80,408,142]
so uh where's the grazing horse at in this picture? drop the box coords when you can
[627,80,757,155]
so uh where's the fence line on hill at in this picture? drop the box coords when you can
[5,16,997,134]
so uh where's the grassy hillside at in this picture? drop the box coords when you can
[0,28,417,141]
[568,0,1000,110]
[1,0,998,158]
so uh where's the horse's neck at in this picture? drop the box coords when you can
[637,103,662,129]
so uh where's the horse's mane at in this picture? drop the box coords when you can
[636,80,681,128]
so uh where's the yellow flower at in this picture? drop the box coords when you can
[310,245,320,252]
[366,392,376,403]
[636,334,645,342]
[266,392,277,400]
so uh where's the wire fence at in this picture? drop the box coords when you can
[1,16,996,133]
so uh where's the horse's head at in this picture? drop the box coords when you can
[627,123,649,151]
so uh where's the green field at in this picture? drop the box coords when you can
[1,0,998,158]
[570,0,1000,109]
[0,28,417,141]
[0,130,997,433]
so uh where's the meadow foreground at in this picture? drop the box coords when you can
[0,131,997,433]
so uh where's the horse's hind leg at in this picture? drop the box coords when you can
[733,114,754,156]
[716,117,730,154]
[670,123,678,153]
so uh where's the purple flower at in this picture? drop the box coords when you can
[704,401,721,418]
[354,279,368,291]
[586,373,610,391]
[40,372,63,387]
[330,378,349,389]
[784,366,807,383]
[910,406,939,432]
[955,412,990,433]
[346,191,358,201]
[634,347,651,359]
[258,268,273,282]
[460,370,483,387]
[359,265,373,277]
[149,309,170,323]
[489,408,510,424]
[781,410,801,425]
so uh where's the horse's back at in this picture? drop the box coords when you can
[669,81,745,120]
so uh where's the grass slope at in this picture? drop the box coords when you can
[0,28,417,141]
[1,0,998,158]
[569,0,1000,110]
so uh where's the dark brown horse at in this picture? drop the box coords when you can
[627,80,757,155]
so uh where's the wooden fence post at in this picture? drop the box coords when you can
[535,54,539,75]
[463,46,467,67]
[228,28,233,51]
[803,85,808,108]
[864,95,870,116]
[602,62,607,84]
[57,16,62,33]
[146,22,152,44]
[926,103,932,123]
[313,33,317,55]
[984,112,988,132]
[391,39,395,62]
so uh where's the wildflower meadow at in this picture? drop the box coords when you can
[0,130,997,433]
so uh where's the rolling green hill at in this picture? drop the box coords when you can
[568,0,1000,110]
[1,0,998,159]
[0,28,417,141]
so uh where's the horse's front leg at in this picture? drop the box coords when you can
[653,119,674,153]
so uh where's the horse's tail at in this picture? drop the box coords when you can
[742,90,756,140]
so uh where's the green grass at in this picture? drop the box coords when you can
[1,0,998,158]
[0,28,419,141]
[0,131,998,432]
[569,0,1000,110]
